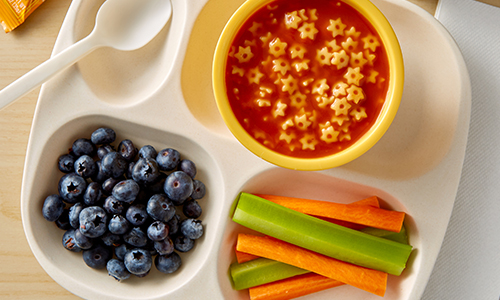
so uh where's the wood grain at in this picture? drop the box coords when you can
[0,0,437,298]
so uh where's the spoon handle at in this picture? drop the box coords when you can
[0,34,99,110]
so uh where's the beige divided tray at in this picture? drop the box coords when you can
[20,0,470,299]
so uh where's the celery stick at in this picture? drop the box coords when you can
[230,258,308,290]
[361,225,409,245]
[232,193,412,276]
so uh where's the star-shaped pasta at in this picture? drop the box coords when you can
[232,65,244,77]
[350,52,368,69]
[273,100,288,118]
[332,82,349,97]
[367,70,379,83]
[331,97,351,116]
[244,39,257,47]
[346,85,365,104]
[341,37,359,52]
[316,47,333,66]
[345,26,361,38]
[282,118,294,130]
[331,114,350,126]
[281,75,299,94]
[312,78,330,95]
[294,113,312,130]
[317,95,335,108]
[319,122,340,143]
[292,59,310,72]
[259,85,273,97]
[290,91,307,108]
[327,18,346,38]
[272,58,291,75]
[279,131,296,144]
[325,39,341,52]
[285,11,302,29]
[247,66,264,84]
[331,50,349,69]
[339,132,352,142]
[255,99,271,107]
[362,34,381,52]
[298,22,318,40]
[344,67,364,85]
[299,133,318,150]
[339,121,351,133]
[289,44,307,59]
[297,9,309,21]
[260,32,273,44]
[253,129,267,140]
[248,22,263,36]
[269,38,288,57]
[308,8,318,21]
[350,106,367,121]
[364,50,376,65]
[235,46,254,63]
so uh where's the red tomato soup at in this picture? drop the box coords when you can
[225,0,390,158]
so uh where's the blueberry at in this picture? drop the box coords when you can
[108,214,130,235]
[57,154,75,173]
[126,161,135,179]
[79,206,108,238]
[74,228,94,250]
[97,144,115,160]
[156,148,180,171]
[55,209,72,230]
[83,244,112,269]
[74,155,96,178]
[146,194,175,222]
[71,138,96,157]
[114,243,132,261]
[154,237,174,256]
[147,221,169,241]
[102,176,123,195]
[62,229,81,252]
[68,202,84,229]
[183,199,202,219]
[124,248,152,275]
[118,139,137,162]
[58,173,87,203]
[180,219,204,240]
[191,179,206,200]
[107,259,130,281]
[83,181,103,206]
[91,160,108,183]
[167,214,180,235]
[164,171,193,205]
[174,235,194,252]
[132,158,160,185]
[138,145,157,160]
[103,196,125,215]
[155,252,182,274]
[125,204,148,226]
[91,128,116,145]
[101,231,122,247]
[42,194,65,222]
[112,179,140,204]
[101,152,128,178]
[146,172,167,194]
[179,159,196,179]
[123,227,148,247]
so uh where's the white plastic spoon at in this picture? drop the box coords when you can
[0,0,172,110]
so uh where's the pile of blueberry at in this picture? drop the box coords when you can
[41,127,206,281]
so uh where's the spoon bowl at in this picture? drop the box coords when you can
[0,0,172,110]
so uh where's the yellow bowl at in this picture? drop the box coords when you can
[213,0,404,171]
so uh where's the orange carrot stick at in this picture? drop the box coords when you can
[236,248,260,263]
[254,194,404,232]
[236,233,387,297]
[249,273,344,300]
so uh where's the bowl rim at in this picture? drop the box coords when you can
[213,0,404,171]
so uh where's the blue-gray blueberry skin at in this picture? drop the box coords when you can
[91,128,116,145]
[74,228,94,250]
[154,238,174,256]
[103,196,125,215]
[138,145,157,160]
[108,214,130,235]
[62,229,81,252]
[146,194,175,222]
[114,244,132,261]
[71,138,96,157]
[167,214,180,235]
[156,148,180,171]
[132,158,160,185]
[123,227,148,248]
[101,152,128,179]
[183,199,202,219]
[112,179,140,204]
[191,180,206,200]
[42,194,65,222]
[180,219,204,240]
[147,221,169,241]
[164,171,193,205]
[91,160,108,183]
[101,231,122,247]
[124,248,152,275]
[57,154,75,173]
[79,206,108,238]
[118,139,137,162]
[155,252,182,274]
[83,182,103,206]
[107,259,130,282]
[58,173,87,204]
[55,209,72,230]
[83,244,112,269]
[126,204,149,227]
[102,176,123,195]
[179,159,196,179]
[74,155,97,179]
[97,144,114,160]
[174,235,194,253]
[68,202,84,229]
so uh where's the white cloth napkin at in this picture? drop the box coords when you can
[422,0,500,299]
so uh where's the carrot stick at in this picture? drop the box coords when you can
[249,273,344,300]
[236,233,387,296]
[254,194,404,232]
[236,248,260,263]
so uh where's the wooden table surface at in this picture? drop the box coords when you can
[0,0,437,298]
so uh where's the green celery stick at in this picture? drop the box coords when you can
[230,258,308,290]
[361,224,409,245]
[232,193,412,276]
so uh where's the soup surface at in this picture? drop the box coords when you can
[225,0,389,158]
